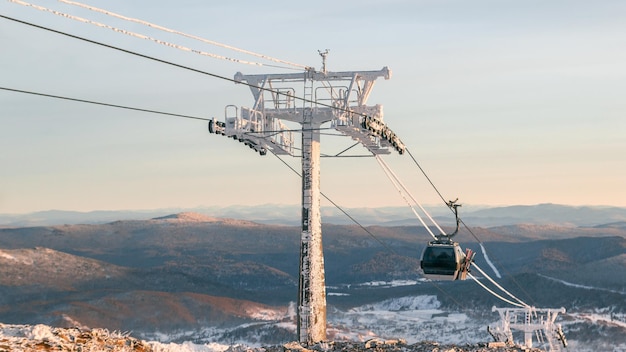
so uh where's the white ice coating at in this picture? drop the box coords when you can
[298,121,327,343]
[8,0,267,67]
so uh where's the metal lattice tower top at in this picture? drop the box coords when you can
[209,65,404,157]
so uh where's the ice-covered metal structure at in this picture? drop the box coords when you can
[489,306,567,352]
[209,64,404,344]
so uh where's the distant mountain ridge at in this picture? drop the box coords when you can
[2,203,626,227]
[463,203,626,227]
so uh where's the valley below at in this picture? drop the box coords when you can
[1,206,625,351]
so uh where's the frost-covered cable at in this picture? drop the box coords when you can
[0,12,377,125]
[472,263,529,308]
[376,155,435,239]
[57,0,309,70]
[376,155,445,237]
[405,148,537,305]
[270,151,397,253]
[375,155,438,240]
[468,272,526,308]
[9,0,289,69]
[377,155,447,236]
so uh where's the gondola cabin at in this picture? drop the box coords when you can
[420,241,467,281]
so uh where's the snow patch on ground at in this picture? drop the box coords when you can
[149,341,232,352]
[137,295,480,347]
[479,243,501,279]
[0,249,34,265]
[246,306,287,321]
[0,249,16,261]
[350,295,441,312]
[538,274,626,295]
[330,295,477,345]
[357,279,420,288]
[326,280,423,297]
[569,312,626,329]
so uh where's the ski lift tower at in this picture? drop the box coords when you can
[208,54,405,344]
[489,306,568,351]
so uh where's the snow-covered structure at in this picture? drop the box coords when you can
[489,306,567,352]
[211,60,403,344]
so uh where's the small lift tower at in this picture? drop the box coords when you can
[209,55,404,344]
[489,306,568,352]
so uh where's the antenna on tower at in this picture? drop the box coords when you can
[318,49,329,74]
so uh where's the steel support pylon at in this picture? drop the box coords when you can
[219,65,397,345]
[298,115,326,344]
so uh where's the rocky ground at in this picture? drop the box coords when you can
[269,340,544,352]
[0,324,149,351]
[0,324,545,352]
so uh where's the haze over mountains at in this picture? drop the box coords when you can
[0,204,625,351]
[2,203,626,227]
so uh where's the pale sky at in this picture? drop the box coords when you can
[1,0,625,214]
